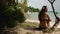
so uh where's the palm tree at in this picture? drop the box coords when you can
[21,0,28,12]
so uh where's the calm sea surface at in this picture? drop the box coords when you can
[25,11,60,22]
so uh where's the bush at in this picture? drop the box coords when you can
[7,6,26,28]
[0,6,26,34]
[14,7,26,23]
[0,6,26,28]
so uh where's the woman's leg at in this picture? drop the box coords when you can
[47,21,50,27]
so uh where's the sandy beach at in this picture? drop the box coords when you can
[4,19,60,34]
[3,19,60,34]
[25,19,60,28]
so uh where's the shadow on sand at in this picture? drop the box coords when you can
[23,27,57,33]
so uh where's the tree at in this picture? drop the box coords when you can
[22,0,28,12]
[28,6,40,12]
[48,0,60,29]
[16,0,28,12]
[0,0,26,34]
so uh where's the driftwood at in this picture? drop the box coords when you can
[48,0,60,28]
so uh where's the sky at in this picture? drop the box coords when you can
[27,0,60,11]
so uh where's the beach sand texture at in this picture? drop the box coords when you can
[4,19,60,34]
[5,21,60,34]
[25,19,60,28]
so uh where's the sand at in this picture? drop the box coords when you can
[4,19,60,34]
[25,19,60,28]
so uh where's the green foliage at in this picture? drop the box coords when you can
[17,0,28,12]
[13,6,26,23]
[0,6,26,28]
[28,6,40,12]
[7,18,18,28]
[0,0,26,33]
[22,0,28,12]
[5,6,15,16]
[7,6,26,28]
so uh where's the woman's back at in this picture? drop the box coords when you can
[38,6,51,29]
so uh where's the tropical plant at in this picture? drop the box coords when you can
[0,0,26,33]
[17,0,28,12]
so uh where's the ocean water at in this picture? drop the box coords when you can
[25,11,60,28]
[25,11,60,22]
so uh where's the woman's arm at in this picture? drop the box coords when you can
[47,15,51,21]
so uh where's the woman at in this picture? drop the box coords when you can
[38,6,51,30]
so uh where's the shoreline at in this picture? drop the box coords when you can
[25,19,40,23]
[25,19,60,28]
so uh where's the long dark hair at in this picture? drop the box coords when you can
[39,6,47,15]
[38,6,47,21]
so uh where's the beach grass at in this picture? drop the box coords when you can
[19,22,60,33]
[3,22,60,34]
[20,22,39,28]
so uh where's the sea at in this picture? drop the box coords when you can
[25,11,60,22]
[25,11,60,28]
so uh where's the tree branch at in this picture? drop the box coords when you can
[48,0,60,28]
[48,0,55,4]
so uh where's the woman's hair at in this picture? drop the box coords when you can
[39,6,47,15]
[38,6,47,20]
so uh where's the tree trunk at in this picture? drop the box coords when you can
[50,3,60,28]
